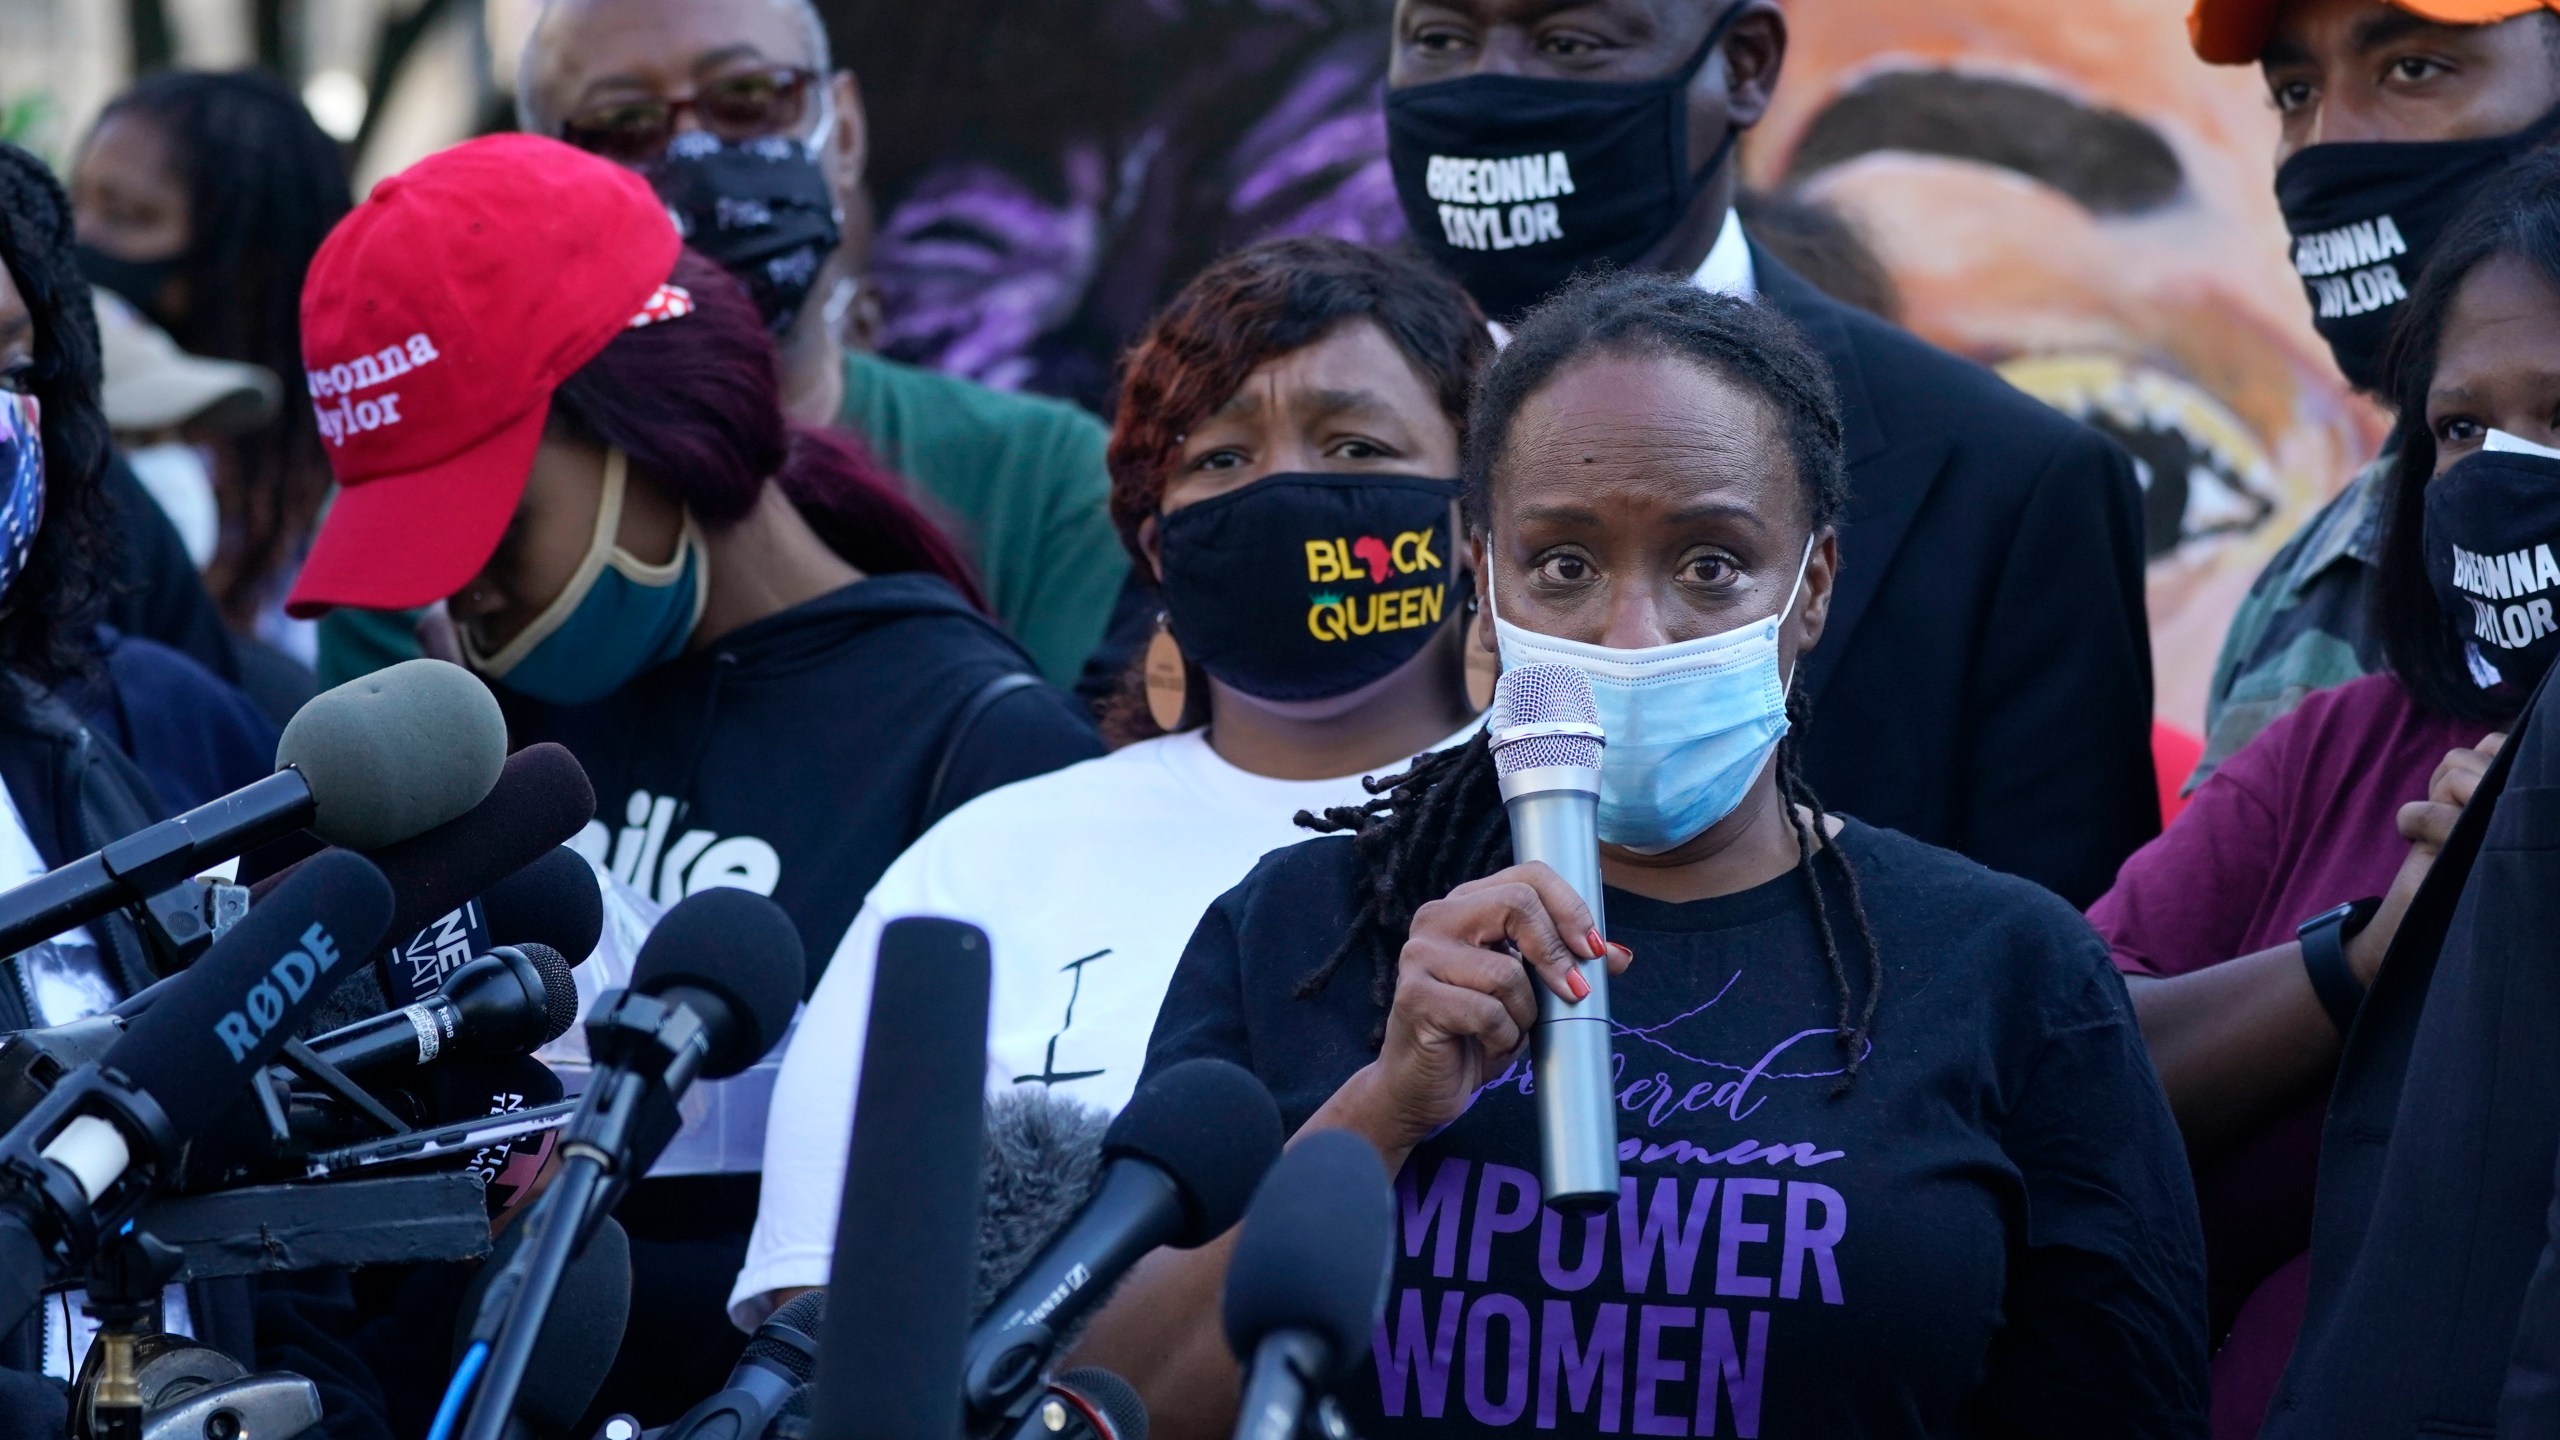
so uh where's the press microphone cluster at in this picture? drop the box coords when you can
[0,850,395,1329]
[0,659,505,963]
[1488,662,1620,1211]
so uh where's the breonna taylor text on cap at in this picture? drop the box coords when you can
[307,333,443,448]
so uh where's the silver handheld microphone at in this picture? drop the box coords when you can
[1488,663,1618,1212]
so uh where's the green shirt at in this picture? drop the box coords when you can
[2189,450,2392,791]
[316,348,1127,690]
[835,349,1126,688]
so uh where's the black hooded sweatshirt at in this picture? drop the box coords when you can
[513,574,1102,991]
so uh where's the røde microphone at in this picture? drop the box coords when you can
[0,850,394,1329]
[962,1059,1285,1435]
[1221,1131,1395,1440]
[809,917,992,1440]
[665,1288,826,1440]
[1488,662,1619,1210]
[308,943,580,1082]
[0,659,500,958]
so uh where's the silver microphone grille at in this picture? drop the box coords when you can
[1489,663,1604,777]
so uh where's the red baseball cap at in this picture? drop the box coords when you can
[285,134,681,618]
[2190,0,2560,64]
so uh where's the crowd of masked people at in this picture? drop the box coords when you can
[4,0,2560,1433]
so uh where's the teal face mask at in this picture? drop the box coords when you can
[1488,539,1810,853]
[463,448,710,706]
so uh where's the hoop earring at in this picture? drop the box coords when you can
[1144,613,1189,732]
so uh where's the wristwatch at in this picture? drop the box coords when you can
[2297,897,2384,1036]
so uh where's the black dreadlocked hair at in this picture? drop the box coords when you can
[0,144,113,689]
[1293,270,1885,1089]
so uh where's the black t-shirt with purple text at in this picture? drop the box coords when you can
[1144,819,2207,1439]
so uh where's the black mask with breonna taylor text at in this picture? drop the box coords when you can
[2276,102,2560,392]
[1385,4,1747,324]
[2428,432,2560,706]
[1156,472,1461,703]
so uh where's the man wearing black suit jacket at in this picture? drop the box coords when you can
[1385,0,2158,907]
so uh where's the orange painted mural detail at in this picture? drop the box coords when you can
[1749,0,2390,732]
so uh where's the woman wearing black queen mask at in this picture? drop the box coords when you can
[732,237,1492,1325]
[1075,272,2207,1440]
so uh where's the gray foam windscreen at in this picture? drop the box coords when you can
[1489,662,1603,776]
[276,659,508,851]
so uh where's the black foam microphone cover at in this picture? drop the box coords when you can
[272,744,598,1036]
[1103,1059,1285,1247]
[630,888,804,1080]
[105,850,395,1139]
[482,848,604,968]
[808,916,991,1440]
[453,1213,633,1439]
[1221,1130,1395,1382]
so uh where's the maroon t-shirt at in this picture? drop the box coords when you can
[2088,673,2483,1439]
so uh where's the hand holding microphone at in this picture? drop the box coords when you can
[1325,666,1626,1199]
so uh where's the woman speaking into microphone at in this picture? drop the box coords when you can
[734,235,1490,1325]
[1083,273,2210,1439]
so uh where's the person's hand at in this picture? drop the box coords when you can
[2398,733,2506,856]
[2347,732,2507,984]
[1330,863,1632,1157]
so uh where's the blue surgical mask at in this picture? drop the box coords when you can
[1488,538,1811,852]
[462,448,709,706]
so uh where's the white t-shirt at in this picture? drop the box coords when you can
[729,725,1472,1325]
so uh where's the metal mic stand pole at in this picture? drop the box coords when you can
[452,993,704,1440]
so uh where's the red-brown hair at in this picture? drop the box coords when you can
[1105,237,1491,571]
[553,249,985,609]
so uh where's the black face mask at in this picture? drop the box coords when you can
[1386,8,1744,323]
[2427,441,2560,705]
[74,243,183,333]
[2275,103,2560,391]
[648,129,843,335]
[1157,472,1461,702]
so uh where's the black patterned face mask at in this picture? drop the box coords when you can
[648,129,843,335]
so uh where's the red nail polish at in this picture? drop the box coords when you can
[1566,969,1591,1002]
[1609,942,1635,963]
[1585,929,1606,958]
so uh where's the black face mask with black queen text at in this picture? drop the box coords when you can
[1386,12,1742,323]
[2275,103,2560,391]
[2428,443,2560,707]
[1156,473,1460,703]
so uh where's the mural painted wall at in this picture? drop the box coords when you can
[827,0,2386,734]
